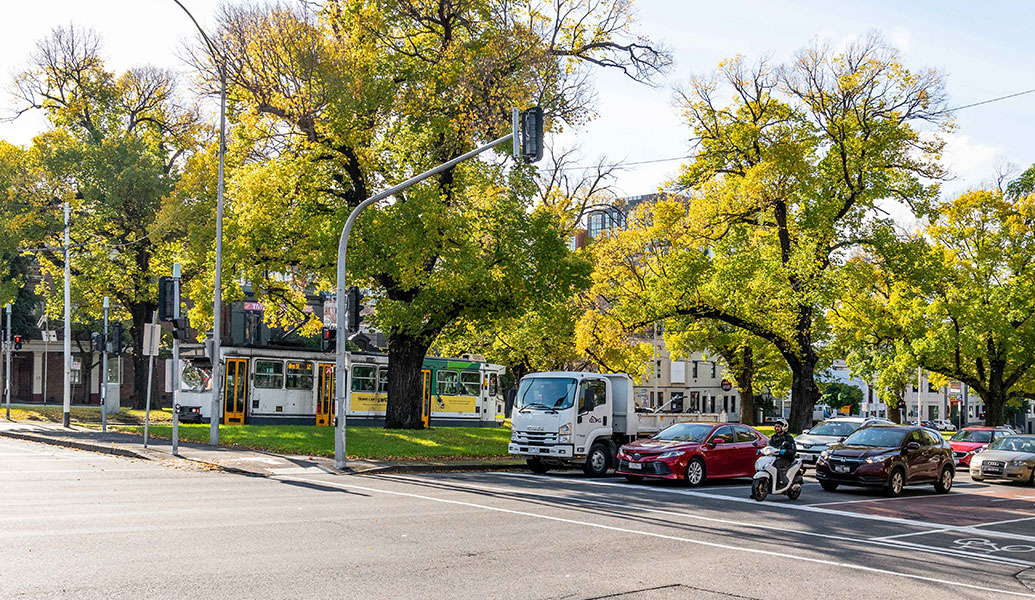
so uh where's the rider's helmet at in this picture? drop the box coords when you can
[774,418,788,430]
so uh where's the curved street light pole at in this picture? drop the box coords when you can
[172,0,225,445]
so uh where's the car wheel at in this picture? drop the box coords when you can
[623,474,644,484]
[934,466,953,494]
[582,443,610,477]
[527,457,550,474]
[885,468,905,497]
[820,480,839,492]
[751,478,768,502]
[685,457,707,487]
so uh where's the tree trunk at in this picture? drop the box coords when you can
[385,331,433,429]
[734,346,756,426]
[787,354,820,433]
[980,390,1007,427]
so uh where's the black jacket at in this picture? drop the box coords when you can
[769,431,796,460]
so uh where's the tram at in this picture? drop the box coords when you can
[174,346,507,427]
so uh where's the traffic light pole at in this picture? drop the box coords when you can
[333,120,527,470]
[63,202,71,428]
[172,263,181,456]
[101,297,109,434]
[4,304,10,420]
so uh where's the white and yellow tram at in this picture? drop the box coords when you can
[175,346,506,427]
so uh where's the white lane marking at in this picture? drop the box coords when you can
[0,468,157,474]
[376,474,1033,568]
[976,515,1035,528]
[498,472,958,530]
[281,475,1035,598]
[804,494,964,507]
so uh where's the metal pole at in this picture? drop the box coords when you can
[63,202,71,428]
[101,297,109,433]
[334,131,516,470]
[916,367,922,426]
[4,304,10,420]
[144,310,157,447]
[172,263,181,456]
[652,322,658,409]
[43,319,48,406]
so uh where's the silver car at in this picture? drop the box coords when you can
[795,417,893,467]
[970,435,1035,483]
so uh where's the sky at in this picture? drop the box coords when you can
[2,0,1033,211]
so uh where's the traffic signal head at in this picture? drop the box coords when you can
[158,277,176,321]
[321,328,336,352]
[520,107,544,163]
[13,335,22,350]
[91,332,104,352]
[346,286,365,333]
[110,323,124,355]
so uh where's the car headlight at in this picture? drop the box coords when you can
[819,450,831,459]
[559,433,571,443]
[1010,458,1029,466]
[558,423,571,435]
[865,453,895,464]
[657,450,687,459]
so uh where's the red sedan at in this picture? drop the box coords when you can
[615,422,769,486]
[949,427,1015,466]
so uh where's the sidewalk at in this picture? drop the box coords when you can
[0,420,527,477]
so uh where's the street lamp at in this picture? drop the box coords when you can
[172,0,226,446]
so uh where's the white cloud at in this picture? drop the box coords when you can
[890,26,912,53]
[940,133,999,189]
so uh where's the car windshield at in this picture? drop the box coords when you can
[808,421,860,437]
[515,377,577,411]
[986,436,1035,453]
[950,430,992,443]
[842,428,908,447]
[652,423,714,442]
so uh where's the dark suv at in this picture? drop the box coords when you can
[815,425,955,497]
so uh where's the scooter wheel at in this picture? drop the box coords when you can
[751,479,768,502]
[787,483,802,500]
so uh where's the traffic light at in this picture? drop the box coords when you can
[346,286,365,333]
[91,332,104,352]
[158,277,176,321]
[110,322,124,355]
[520,107,544,163]
[13,335,22,350]
[320,328,336,352]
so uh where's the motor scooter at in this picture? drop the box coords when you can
[751,445,804,501]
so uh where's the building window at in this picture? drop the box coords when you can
[731,396,737,414]
[711,363,717,379]
[692,361,698,378]
[285,362,314,390]
[254,360,284,389]
[351,365,376,392]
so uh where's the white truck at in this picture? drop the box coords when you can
[508,371,721,476]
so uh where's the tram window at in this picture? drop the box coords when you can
[438,371,459,395]
[352,365,377,392]
[377,368,388,393]
[285,362,314,390]
[489,374,499,396]
[461,372,480,396]
[254,360,284,389]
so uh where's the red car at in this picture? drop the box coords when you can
[948,427,1015,466]
[615,422,769,486]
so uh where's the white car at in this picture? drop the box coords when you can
[933,419,957,432]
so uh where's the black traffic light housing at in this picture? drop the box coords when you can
[520,107,544,163]
[110,322,124,355]
[13,334,22,350]
[346,286,365,333]
[321,328,336,352]
[91,332,104,352]
[158,276,176,322]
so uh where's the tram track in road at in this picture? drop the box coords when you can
[272,471,1035,598]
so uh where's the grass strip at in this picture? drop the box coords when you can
[4,406,173,425]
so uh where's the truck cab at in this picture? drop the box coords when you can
[509,372,635,476]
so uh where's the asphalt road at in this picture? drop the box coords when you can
[2,436,1034,600]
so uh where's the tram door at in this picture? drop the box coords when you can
[223,359,248,425]
[316,363,335,427]
[421,369,432,427]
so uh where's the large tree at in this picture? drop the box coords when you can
[187,0,669,427]
[9,26,203,408]
[579,34,949,431]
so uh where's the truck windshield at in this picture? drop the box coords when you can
[516,377,577,411]
[653,423,714,442]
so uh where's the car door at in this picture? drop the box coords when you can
[733,425,762,476]
[921,428,946,479]
[702,426,737,478]
[903,429,928,482]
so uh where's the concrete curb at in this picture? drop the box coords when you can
[0,430,150,461]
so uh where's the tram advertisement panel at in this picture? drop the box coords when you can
[351,392,387,412]
[432,394,477,414]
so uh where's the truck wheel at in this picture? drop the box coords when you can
[623,475,644,484]
[934,466,953,494]
[527,458,550,474]
[685,458,706,487]
[820,480,839,492]
[582,443,611,477]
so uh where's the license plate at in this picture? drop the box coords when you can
[628,462,642,470]
[834,465,850,473]
[801,453,816,463]
[984,466,1003,474]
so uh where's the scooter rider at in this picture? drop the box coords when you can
[769,418,796,489]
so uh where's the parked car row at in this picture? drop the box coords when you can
[605,419,1035,500]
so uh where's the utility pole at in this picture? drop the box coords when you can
[143,310,158,447]
[101,297,109,433]
[652,322,659,410]
[62,202,71,428]
[172,263,181,456]
[333,107,542,469]
[4,303,10,420]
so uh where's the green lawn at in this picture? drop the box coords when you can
[4,405,173,425]
[116,423,513,460]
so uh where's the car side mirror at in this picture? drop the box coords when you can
[802,429,811,435]
[709,438,724,447]
[906,441,921,450]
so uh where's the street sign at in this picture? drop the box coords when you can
[41,330,57,342]
[720,379,732,391]
[142,323,161,357]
